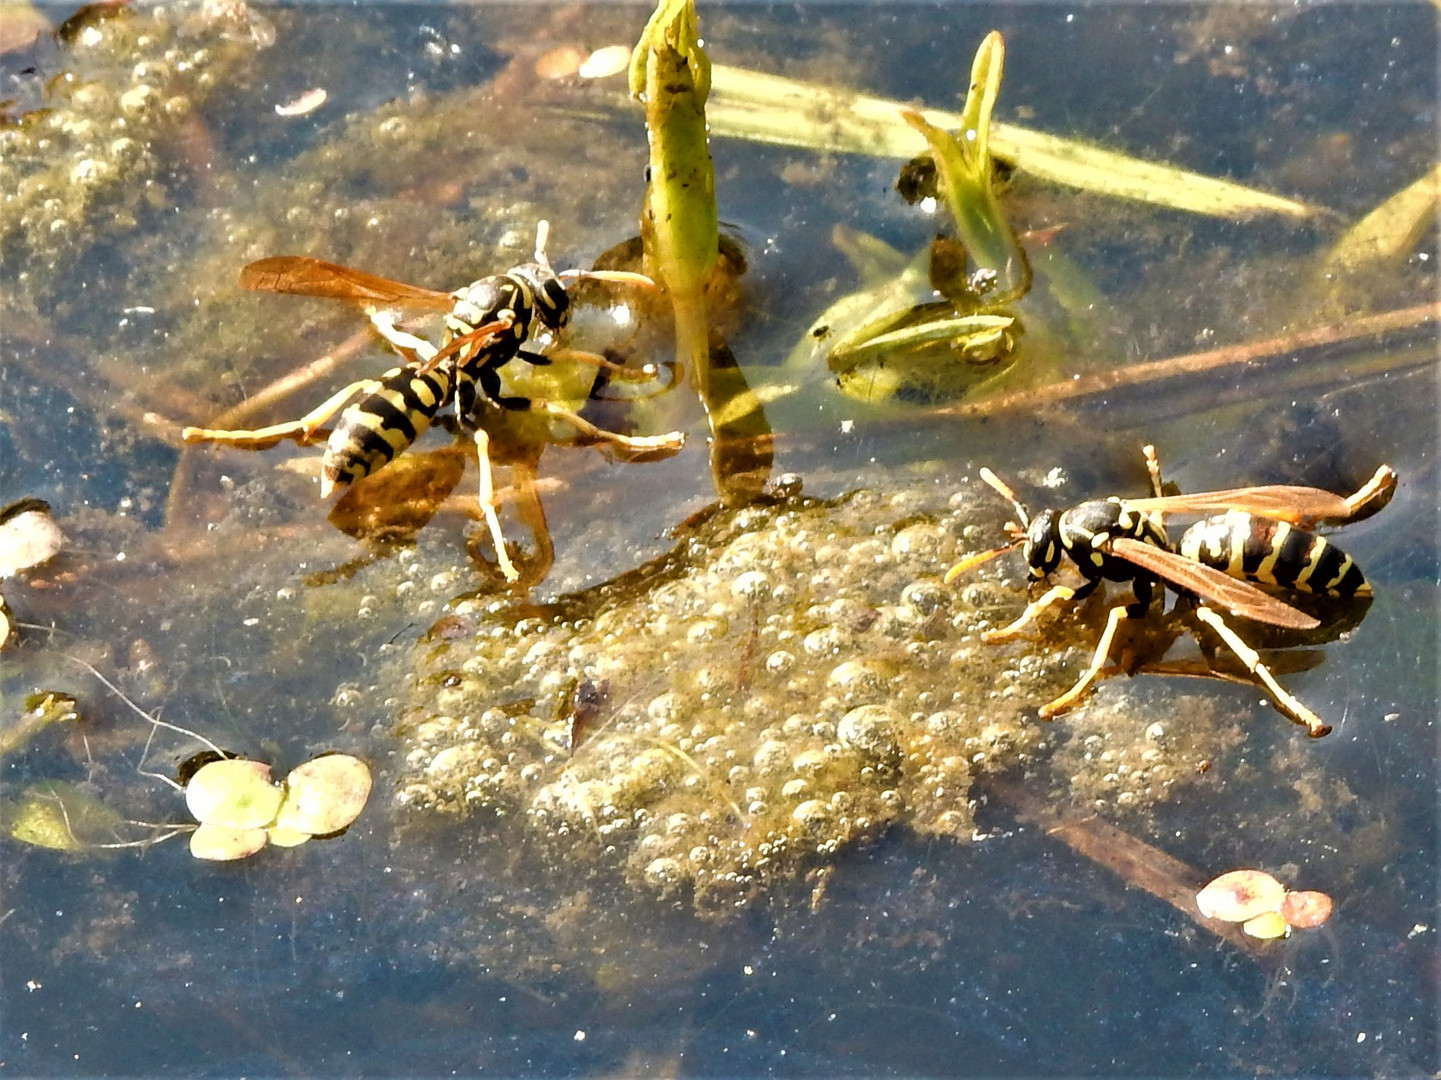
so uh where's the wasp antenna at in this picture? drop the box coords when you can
[943,542,1017,583]
[979,467,1030,529]
[571,269,658,288]
[1142,444,1165,497]
[533,219,553,268]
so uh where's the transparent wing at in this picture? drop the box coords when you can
[240,256,456,309]
[1110,537,1319,629]
[1123,486,1353,524]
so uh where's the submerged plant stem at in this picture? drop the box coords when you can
[703,65,1320,221]
[934,301,1440,419]
[988,777,1267,956]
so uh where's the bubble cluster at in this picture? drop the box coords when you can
[0,3,265,278]
[1049,692,1247,811]
[393,482,1251,912]
[396,488,1060,910]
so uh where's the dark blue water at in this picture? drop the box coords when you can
[1,3,1435,1075]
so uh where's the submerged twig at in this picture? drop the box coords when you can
[987,776,1267,957]
[934,301,1439,419]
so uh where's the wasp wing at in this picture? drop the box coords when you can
[416,319,513,374]
[1110,537,1319,629]
[1123,486,1354,524]
[240,256,456,308]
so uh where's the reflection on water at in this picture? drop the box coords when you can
[1,2,1435,1075]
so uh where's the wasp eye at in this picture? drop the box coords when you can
[538,278,571,327]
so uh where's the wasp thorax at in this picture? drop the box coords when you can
[452,278,506,325]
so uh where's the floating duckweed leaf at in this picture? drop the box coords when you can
[185,759,284,830]
[0,498,65,578]
[272,754,371,837]
[264,824,312,848]
[189,822,269,861]
[1279,890,1334,929]
[1195,869,1286,922]
[1241,911,1291,940]
[535,45,584,80]
[1,780,123,852]
[273,88,327,117]
[0,0,49,55]
[176,749,233,789]
[579,44,630,80]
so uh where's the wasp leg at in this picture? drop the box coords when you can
[982,583,1078,643]
[182,378,382,449]
[1192,605,1331,737]
[368,309,437,364]
[508,452,555,588]
[477,364,534,411]
[1037,602,1137,718]
[468,427,520,583]
[536,401,686,455]
[549,347,661,382]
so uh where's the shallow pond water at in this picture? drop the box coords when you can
[1,2,1436,1075]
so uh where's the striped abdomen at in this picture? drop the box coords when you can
[322,362,453,495]
[1177,510,1371,598]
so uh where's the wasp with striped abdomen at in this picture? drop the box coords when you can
[947,446,1396,736]
[183,222,683,582]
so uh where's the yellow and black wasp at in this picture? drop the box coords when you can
[183,222,683,582]
[947,445,1397,736]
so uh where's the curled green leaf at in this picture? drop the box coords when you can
[896,33,1029,303]
[631,0,772,504]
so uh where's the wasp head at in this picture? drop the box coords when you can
[532,271,572,331]
[519,219,572,332]
[1022,508,1065,579]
